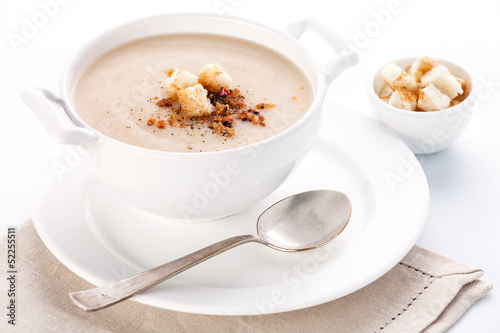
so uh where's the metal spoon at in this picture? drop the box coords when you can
[70,190,351,311]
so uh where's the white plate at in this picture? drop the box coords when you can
[30,101,429,315]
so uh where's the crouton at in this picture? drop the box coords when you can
[163,68,198,99]
[177,84,214,118]
[420,65,463,99]
[377,82,394,98]
[380,63,418,93]
[198,63,232,93]
[380,95,391,104]
[388,88,417,111]
[408,56,439,82]
[417,83,451,111]
[457,77,467,96]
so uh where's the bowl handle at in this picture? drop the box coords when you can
[21,88,98,145]
[286,17,359,86]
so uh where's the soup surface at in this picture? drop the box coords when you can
[72,33,312,152]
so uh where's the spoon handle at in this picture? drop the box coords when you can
[70,234,263,311]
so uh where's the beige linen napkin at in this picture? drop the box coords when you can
[0,220,492,333]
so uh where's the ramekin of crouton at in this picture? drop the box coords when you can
[367,56,477,154]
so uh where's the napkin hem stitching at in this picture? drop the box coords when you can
[373,263,437,332]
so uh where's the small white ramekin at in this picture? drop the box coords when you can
[22,14,358,221]
[367,56,477,154]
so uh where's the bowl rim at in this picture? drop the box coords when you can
[367,55,477,119]
[57,12,327,157]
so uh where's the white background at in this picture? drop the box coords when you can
[1,0,499,331]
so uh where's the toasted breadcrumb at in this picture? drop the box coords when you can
[255,103,276,109]
[167,111,187,128]
[238,109,266,126]
[156,98,173,107]
[156,120,166,129]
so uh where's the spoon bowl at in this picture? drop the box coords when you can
[258,190,351,251]
[70,190,351,311]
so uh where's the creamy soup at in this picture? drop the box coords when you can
[72,33,312,152]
